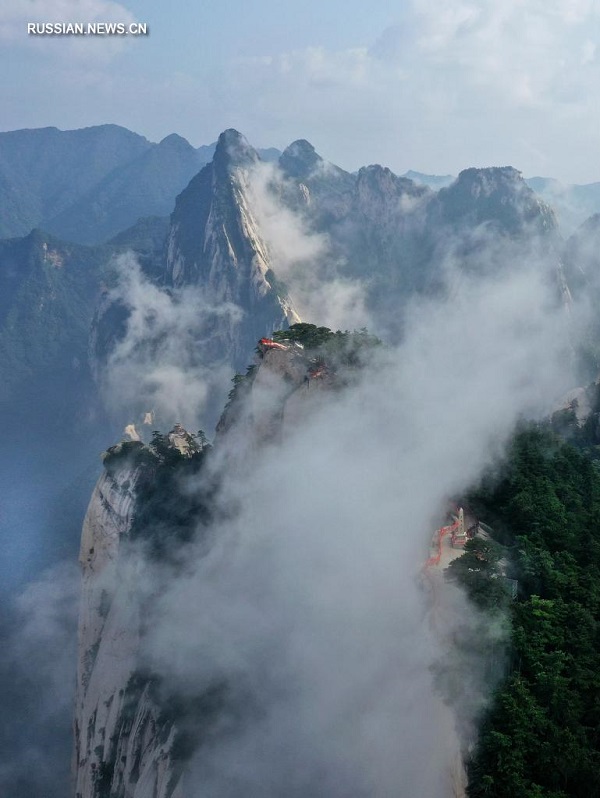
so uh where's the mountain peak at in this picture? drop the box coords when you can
[437,166,557,234]
[454,166,523,194]
[356,164,430,199]
[158,133,193,151]
[279,139,323,178]
[213,129,259,169]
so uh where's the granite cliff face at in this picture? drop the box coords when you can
[74,457,166,798]
[163,129,299,370]
[91,129,299,408]
[73,431,207,798]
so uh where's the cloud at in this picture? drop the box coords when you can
[100,254,242,433]
[405,0,600,109]
[246,161,371,331]
[133,250,574,795]
[215,2,600,182]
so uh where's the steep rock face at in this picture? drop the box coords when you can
[432,166,558,237]
[278,139,355,223]
[73,355,305,796]
[74,447,186,798]
[164,129,298,371]
[75,327,380,797]
[336,165,432,294]
[564,213,600,288]
[216,327,373,442]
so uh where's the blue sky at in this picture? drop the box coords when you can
[2,0,600,182]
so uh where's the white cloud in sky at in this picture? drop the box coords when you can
[218,0,600,180]
[265,2,598,113]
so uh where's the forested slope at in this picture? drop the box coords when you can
[464,426,600,797]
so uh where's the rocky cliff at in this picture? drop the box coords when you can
[74,451,176,798]
[163,129,299,370]
[73,427,211,798]
[91,129,300,417]
[73,326,378,797]
[273,148,566,337]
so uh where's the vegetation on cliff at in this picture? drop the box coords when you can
[102,429,214,561]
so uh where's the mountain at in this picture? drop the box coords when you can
[93,130,298,400]
[5,126,600,797]
[197,142,281,165]
[0,132,572,467]
[525,176,600,235]
[274,151,562,338]
[0,229,127,592]
[2,133,589,673]
[404,171,600,236]
[432,166,557,236]
[0,229,108,405]
[0,132,583,576]
[0,125,282,246]
[0,125,152,239]
[0,131,297,596]
[74,442,190,798]
[73,325,378,798]
[45,134,206,245]
[1,132,563,431]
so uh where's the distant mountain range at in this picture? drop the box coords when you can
[0,125,280,244]
[3,124,600,247]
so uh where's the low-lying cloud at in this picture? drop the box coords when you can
[247,160,371,332]
[100,254,242,434]
[135,257,574,796]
